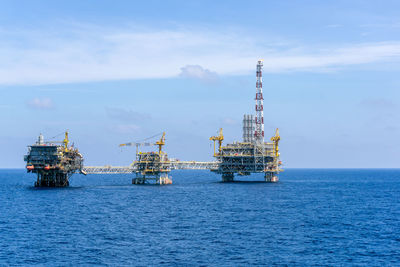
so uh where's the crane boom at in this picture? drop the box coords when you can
[45,131,69,152]
[119,132,166,155]
[209,128,224,157]
[119,142,152,147]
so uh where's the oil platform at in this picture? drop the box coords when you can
[54,60,282,184]
[24,131,85,187]
[209,60,282,182]
[82,60,282,183]
[119,132,172,185]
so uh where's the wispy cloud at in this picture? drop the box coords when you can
[114,124,141,134]
[221,117,237,126]
[263,43,400,72]
[326,24,343,28]
[26,97,54,109]
[105,107,151,122]
[360,22,400,29]
[179,65,218,83]
[1,23,400,85]
[359,98,397,110]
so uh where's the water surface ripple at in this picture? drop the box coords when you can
[0,169,399,266]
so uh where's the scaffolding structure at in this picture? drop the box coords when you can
[133,151,172,184]
[210,134,281,182]
[120,132,172,185]
[243,114,255,143]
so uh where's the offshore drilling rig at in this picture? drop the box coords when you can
[27,60,282,186]
[119,132,172,185]
[82,60,282,183]
[209,60,282,182]
[24,131,85,187]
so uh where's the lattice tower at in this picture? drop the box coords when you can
[254,60,264,143]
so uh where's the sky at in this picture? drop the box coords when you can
[0,0,399,168]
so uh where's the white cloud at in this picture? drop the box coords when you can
[105,107,151,122]
[326,24,342,28]
[359,98,397,110]
[114,124,141,134]
[26,98,54,109]
[1,23,400,85]
[221,117,237,125]
[179,65,218,82]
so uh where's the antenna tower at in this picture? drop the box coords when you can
[254,60,264,143]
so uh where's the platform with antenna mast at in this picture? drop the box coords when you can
[207,60,282,182]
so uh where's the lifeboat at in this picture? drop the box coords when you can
[44,165,50,170]
[164,177,173,185]
[271,176,279,182]
[26,165,34,171]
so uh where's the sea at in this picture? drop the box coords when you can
[0,169,399,266]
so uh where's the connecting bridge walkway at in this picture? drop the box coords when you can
[82,161,219,174]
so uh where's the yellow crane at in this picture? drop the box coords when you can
[63,131,69,152]
[270,128,280,159]
[155,132,166,154]
[46,130,70,152]
[210,128,224,157]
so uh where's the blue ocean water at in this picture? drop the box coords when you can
[0,169,399,266]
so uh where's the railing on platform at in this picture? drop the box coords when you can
[82,166,134,174]
[171,161,219,170]
[83,161,219,174]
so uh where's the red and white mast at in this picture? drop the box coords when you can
[254,60,264,143]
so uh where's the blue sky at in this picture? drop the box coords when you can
[0,0,399,168]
